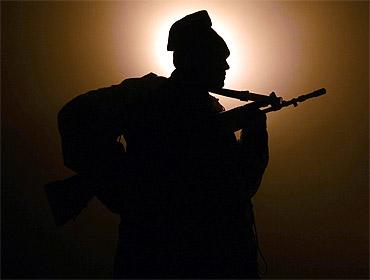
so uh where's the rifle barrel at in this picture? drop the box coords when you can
[212,87,326,113]
[262,88,326,113]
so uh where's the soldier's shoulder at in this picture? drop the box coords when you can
[60,73,168,115]
[120,73,167,90]
[116,73,169,104]
[80,73,167,97]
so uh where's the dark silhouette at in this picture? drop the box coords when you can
[46,10,271,278]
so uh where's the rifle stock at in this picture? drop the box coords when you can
[44,175,96,226]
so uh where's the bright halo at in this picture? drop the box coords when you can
[212,19,243,89]
[154,14,183,77]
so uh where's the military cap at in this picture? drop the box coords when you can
[167,10,229,55]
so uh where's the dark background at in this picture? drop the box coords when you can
[2,1,369,278]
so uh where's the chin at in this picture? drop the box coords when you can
[208,80,225,91]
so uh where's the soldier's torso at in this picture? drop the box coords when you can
[112,75,257,278]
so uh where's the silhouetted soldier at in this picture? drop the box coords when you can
[56,10,268,278]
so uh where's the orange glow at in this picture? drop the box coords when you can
[116,2,319,111]
[2,1,368,279]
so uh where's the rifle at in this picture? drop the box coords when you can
[211,87,326,111]
[45,87,326,226]
[210,88,327,132]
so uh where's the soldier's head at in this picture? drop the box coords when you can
[167,10,230,90]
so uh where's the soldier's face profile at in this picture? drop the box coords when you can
[173,38,230,90]
[198,49,230,90]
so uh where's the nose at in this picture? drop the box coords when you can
[224,60,230,70]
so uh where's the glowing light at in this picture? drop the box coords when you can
[211,19,245,89]
[153,15,178,77]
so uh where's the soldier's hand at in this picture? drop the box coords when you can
[243,108,267,132]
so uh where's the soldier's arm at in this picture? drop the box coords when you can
[58,83,131,176]
[237,109,269,198]
[56,74,166,215]
[53,83,131,216]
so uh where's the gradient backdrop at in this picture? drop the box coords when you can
[2,1,369,278]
